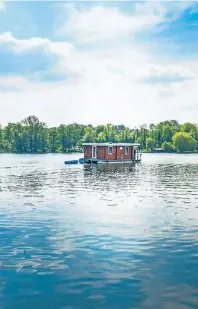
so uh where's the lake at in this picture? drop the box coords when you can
[0,153,198,309]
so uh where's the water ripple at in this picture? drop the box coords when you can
[0,153,198,309]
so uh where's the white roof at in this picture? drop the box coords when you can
[82,142,140,147]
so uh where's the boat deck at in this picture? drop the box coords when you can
[84,159,142,164]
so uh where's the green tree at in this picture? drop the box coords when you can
[96,131,106,142]
[58,125,66,152]
[3,123,15,152]
[162,124,173,143]
[0,116,197,154]
[49,127,59,152]
[139,124,148,149]
[162,141,174,152]
[22,115,47,152]
[149,123,156,139]
[0,125,5,152]
[82,127,95,143]
[146,137,155,151]
[172,132,197,152]
[181,122,198,140]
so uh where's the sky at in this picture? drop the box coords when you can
[0,0,198,127]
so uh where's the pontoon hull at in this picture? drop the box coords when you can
[84,159,141,164]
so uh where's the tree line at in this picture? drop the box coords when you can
[0,116,197,153]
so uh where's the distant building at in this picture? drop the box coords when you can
[151,148,164,153]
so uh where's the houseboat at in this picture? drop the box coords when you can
[82,143,142,164]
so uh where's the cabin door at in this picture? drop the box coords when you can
[120,147,124,159]
[133,147,138,160]
[92,146,97,158]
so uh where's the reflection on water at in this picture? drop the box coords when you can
[0,154,198,309]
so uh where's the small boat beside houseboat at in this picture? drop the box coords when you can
[82,142,142,164]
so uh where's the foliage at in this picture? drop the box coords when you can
[161,141,174,152]
[172,132,197,153]
[0,116,197,153]
[146,137,155,151]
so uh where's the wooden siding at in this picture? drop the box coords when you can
[97,146,105,160]
[115,146,133,160]
[84,145,135,160]
[104,146,117,160]
[84,146,92,159]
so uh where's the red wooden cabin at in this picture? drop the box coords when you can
[82,143,141,164]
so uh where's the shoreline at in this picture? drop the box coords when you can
[142,151,198,154]
[0,151,197,155]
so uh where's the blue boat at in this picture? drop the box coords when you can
[64,160,79,165]
[79,158,84,164]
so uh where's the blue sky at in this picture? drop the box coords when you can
[0,1,198,127]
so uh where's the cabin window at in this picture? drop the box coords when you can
[125,146,129,155]
[108,146,113,154]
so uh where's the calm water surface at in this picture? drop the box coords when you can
[0,153,198,309]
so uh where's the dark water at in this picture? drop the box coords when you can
[0,153,198,309]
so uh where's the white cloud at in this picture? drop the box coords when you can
[0,31,74,56]
[0,75,30,92]
[1,56,198,128]
[0,2,198,127]
[138,63,195,83]
[58,2,195,43]
[0,0,4,10]
[59,3,166,43]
